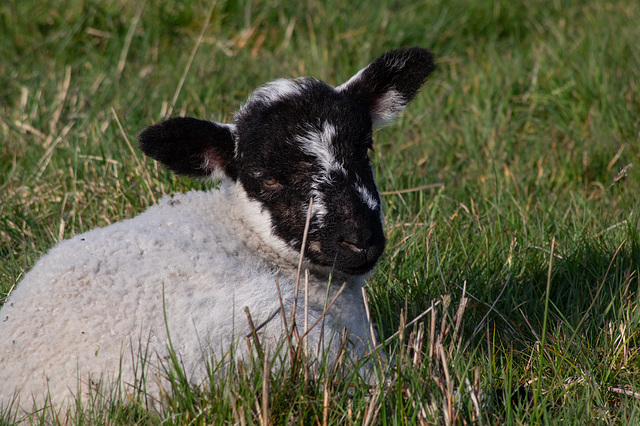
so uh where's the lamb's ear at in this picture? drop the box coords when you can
[138,117,237,180]
[337,47,436,127]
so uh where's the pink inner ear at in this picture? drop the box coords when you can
[202,148,223,173]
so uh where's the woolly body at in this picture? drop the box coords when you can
[0,47,435,412]
[0,183,367,409]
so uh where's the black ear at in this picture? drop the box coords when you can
[138,117,237,180]
[337,47,436,127]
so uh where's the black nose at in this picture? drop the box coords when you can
[334,225,385,274]
[339,226,373,252]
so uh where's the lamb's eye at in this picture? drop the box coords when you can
[262,177,282,190]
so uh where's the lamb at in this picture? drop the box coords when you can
[0,47,435,413]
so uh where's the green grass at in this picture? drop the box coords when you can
[1,0,639,423]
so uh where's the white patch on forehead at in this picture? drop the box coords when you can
[355,182,379,211]
[250,78,304,105]
[235,78,305,123]
[298,122,347,177]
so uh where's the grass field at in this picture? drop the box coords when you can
[1,0,639,423]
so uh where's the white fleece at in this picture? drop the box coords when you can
[0,182,373,411]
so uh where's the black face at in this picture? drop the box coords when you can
[233,79,386,275]
[139,48,436,274]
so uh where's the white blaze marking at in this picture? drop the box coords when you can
[299,123,346,178]
[298,122,346,226]
[355,183,379,211]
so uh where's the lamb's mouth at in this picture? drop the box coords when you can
[304,239,384,276]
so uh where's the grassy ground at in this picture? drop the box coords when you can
[1,0,639,423]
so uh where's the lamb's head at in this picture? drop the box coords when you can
[139,47,435,276]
